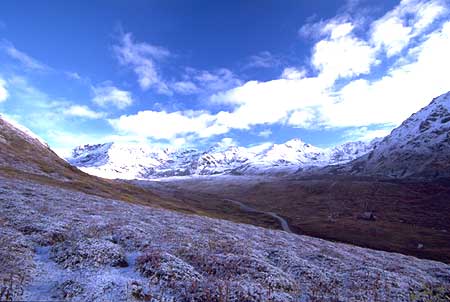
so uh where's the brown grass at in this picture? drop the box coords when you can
[152,176,450,264]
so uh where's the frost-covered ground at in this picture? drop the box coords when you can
[1,176,449,302]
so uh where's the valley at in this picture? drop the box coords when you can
[136,175,450,264]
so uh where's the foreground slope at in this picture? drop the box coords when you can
[1,176,450,301]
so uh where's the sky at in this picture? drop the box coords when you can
[0,0,449,156]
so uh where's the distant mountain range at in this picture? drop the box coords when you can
[67,138,379,179]
[62,91,450,180]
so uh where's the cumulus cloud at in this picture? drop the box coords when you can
[371,0,447,57]
[114,32,170,94]
[108,110,228,140]
[0,77,8,102]
[92,84,133,109]
[322,21,450,128]
[281,68,306,80]
[311,22,378,82]
[0,40,49,70]
[63,105,105,119]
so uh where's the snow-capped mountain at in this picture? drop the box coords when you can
[68,138,379,180]
[337,91,450,179]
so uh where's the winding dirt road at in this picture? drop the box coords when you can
[224,199,293,233]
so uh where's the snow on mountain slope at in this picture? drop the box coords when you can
[340,91,450,178]
[257,139,327,165]
[68,138,378,180]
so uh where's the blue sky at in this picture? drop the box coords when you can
[0,0,449,156]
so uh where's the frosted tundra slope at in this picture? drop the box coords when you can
[1,176,449,302]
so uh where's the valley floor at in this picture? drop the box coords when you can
[1,175,450,301]
[136,175,450,264]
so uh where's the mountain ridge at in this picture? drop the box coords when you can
[330,91,450,179]
[68,138,380,179]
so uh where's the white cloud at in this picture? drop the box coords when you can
[92,84,133,109]
[311,23,378,82]
[371,0,447,57]
[281,67,306,80]
[0,77,8,102]
[1,40,48,70]
[211,77,330,130]
[114,33,170,94]
[322,21,450,128]
[288,109,317,128]
[415,0,447,31]
[371,16,412,57]
[63,105,105,119]
[108,110,227,140]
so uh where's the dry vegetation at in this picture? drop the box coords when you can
[140,175,450,264]
[1,177,449,301]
